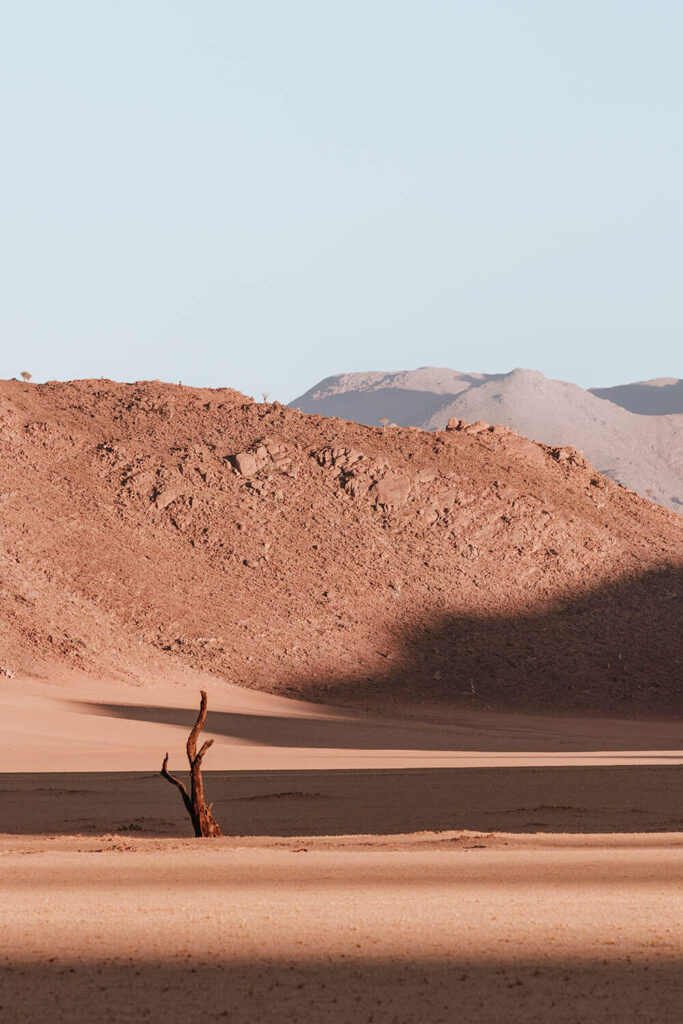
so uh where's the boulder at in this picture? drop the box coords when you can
[155,486,182,510]
[553,445,588,469]
[371,476,411,508]
[232,451,259,477]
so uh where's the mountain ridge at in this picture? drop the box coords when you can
[291,367,683,510]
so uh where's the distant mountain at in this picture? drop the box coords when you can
[291,368,683,511]
[589,378,683,416]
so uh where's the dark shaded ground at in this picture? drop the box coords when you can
[1,765,681,837]
[2,958,681,1024]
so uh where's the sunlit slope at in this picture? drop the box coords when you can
[1,377,681,714]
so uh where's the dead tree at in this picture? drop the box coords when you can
[160,690,222,837]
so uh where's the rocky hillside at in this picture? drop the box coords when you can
[1,378,681,715]
[291,368,683,511]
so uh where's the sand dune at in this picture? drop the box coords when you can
[2,673,681,775]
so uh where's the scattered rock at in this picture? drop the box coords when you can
[370,476,411,509]
[154,484,183,510]
[232,451,259,477]
[552,445,589,470]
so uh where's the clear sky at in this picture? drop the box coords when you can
[1,1,681,401]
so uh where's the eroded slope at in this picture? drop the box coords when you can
[0,378,681,714]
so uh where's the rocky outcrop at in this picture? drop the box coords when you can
[291,367,683,511]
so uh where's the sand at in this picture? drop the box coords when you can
[1,833,682,1023]
[2,672,683,771]
[1,672,681,1022]
[1,378,681,1020]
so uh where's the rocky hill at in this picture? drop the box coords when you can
[292,368,683,511]
[1,378,681,715]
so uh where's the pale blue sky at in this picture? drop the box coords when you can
[1,1,681,400]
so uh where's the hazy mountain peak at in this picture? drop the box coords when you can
[291,367,682,510]
[590,377,683,416]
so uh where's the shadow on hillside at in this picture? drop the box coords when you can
[299,564,682,717]
[3,567,679,837]
[81,564,683,742]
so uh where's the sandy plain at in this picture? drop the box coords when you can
[1,673,681,1023]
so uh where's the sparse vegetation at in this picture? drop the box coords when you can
[20,371,32,382]
[379,417,390,429]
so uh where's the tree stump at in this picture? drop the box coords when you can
[160,690,222,837]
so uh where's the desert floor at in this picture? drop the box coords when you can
[1,673,681,1022]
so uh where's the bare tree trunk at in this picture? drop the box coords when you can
[160,690,222,837]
